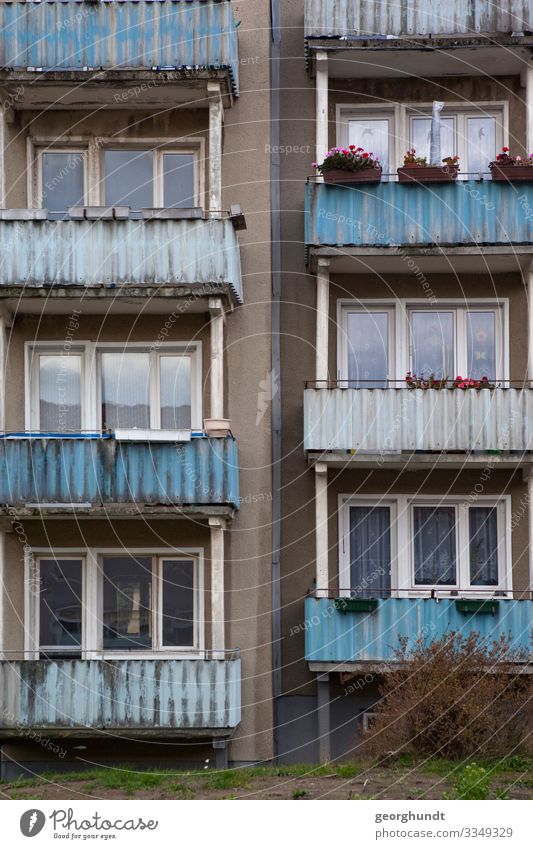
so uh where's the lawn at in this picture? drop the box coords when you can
[1,756,532,800]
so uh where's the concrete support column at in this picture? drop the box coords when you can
[0,107,7,209]
[0,312,6,431]
[528,263,533,387]
[213,739,228,769]
[208,81,224,215]
[316,258,330,383]
[209,298,225,421]
[528,469,533,595]
[209,516,226,657]
[525,62,533,156]
[0,531,4,658]
[317,672,331,764]
[315,51,329,167]
[23,547,38,660]
[315,462,329,596]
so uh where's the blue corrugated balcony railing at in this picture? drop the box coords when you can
[304,0,533,39]
[304,596,533,665]
[0,436,239,509]
[0,657,241,734]
[0,0,239,96]
[305,180,533,253]
[0,216,243,303]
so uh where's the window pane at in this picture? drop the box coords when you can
[39,558,82,651]
[410,117,455,162]
[101,352,150,430]
[104,150,153,209]
[348,119,389,172]
[162,559,195,646]
[39,354,81,432]
[347,312,388,387]
[469,507,499,586]
[103,556,152,649]
[163,153,195,208]
[467,116,496,174]
[411,311,454,379]
[160,356,191,429]
[349,506,391,598]
[413,506,457,585]
[467,311,497,380]
[42,152,85,214]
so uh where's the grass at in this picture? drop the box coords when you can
[0,757,531,799]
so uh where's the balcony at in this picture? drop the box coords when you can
[0,0,239,106]
[305,180,533,274]
[0,657,241,736]
[0,214,243,310]
[304,387,533,467]
[0,436,239,514]
[304,0,533,78]
[304,595,533,669]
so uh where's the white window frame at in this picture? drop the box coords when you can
[336,101,509,176]
[28,135,205,209]
[26,547,205,660]
[28,554,86,660]
[25,341,203,434]
[339,494,512,597]
[337,299,509,383]
[338,304,396,386]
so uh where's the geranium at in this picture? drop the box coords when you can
[490,147,533,168]
[313,146,381,174]
[405,372,495,390]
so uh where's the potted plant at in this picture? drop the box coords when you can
[204,417,232,437]
[313,146,382,185]
[397,149,460,183]
[405,372,495,390]
[490,147,533,181]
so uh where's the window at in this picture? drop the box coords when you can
[340,497,509,594]
[103,149,196,209]
[339,302,506,383]
[33,140,200,211]
[38,558,83,657]
[408,110,503,175]
[28,344,200,433]
[38,149,86,216]
[32,550,201,657]
[337,103,506,176]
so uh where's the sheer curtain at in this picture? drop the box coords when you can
[349,506,391,597]
[39,355,81,431]
[469,507,499,586]
[101,352,150,430]
[413,506,456,585]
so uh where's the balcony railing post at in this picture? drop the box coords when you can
[209,297,225,421]
[315,462,329,596]
[315,51,329,169]
[208,81,224,216]
[209,516,226,658]
[316,257,330,382]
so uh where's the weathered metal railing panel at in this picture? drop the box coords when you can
[305,0,533,39]
[0,0,239,95]
[0,658,241,730]
[0,218,243,303]
[304,596,533,663]
[0,437,240,508]
[304,388,533,453]
[305,181,533,250]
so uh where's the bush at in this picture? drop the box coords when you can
[362,632,532,760]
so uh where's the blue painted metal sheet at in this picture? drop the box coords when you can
[0,658,241,730]
[305,181,533,250]
[304,597,533,663]
[305,0,533,38]
[0,436,240,508]
[0,218,243,303]
[0,0,239,96]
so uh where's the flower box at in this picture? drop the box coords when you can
[204,417,232,437]
[397,166,459,184]
[490,164,533,182]
[455,599,500,615]
[323,167,382,186]
[335,597,379,614]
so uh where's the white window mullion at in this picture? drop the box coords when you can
[458,504,470,592]
[456,308,466,377]
[150,351,161,429]
[24,551,39,660]
[154,557,161,651]
[84,550,100,658]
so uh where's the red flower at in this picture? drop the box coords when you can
[502,147,509,153]
[362,152,369,158]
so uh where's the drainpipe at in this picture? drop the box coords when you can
[270,0,282,762]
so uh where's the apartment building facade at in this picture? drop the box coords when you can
[0,0,274,777]
[278,0,533,762]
